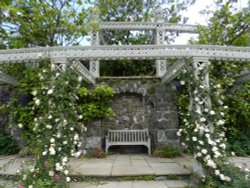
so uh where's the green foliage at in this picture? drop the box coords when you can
[78,85,114,121]
[0,0,88,48]
[153,146,181,158]
[224,83,250,156]
[200,163,250,188]
[0,132,20,155]
[100,60,155,76]
[14,67,85,188]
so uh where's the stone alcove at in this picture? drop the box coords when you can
[83,79,180,152]
[101,93,154,130]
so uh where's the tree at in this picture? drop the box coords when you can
[93,0,196,76]
[0,0,89,48]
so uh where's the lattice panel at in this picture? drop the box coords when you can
[1,45,249,64]
[69,60,96,84]
[99,22,198,33]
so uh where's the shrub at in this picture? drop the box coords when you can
[0,132,20,155]
[153,146,181,158]
[86,147,106,158]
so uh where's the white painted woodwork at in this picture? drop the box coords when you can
[105,129,151,155]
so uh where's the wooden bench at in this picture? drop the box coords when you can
[105,129,151,155]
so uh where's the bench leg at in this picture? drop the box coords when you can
[148,146,151,155]
[105,145,109,154]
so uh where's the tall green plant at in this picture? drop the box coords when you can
[15,67,85,187]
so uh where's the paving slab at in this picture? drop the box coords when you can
[70,182,98,188]
[98,181,132,188]
[72,166,112,177]
[111,166,154,176]
[113,160,130,166]
[70,158,85,168]
[130,155,145,160]
[149,163,191,176]
[164,180,190,188]
[131,160,148,166]
[115,155,130,161]
[0,158,24,175]
[132,181,167,188]
[145,157,175,163]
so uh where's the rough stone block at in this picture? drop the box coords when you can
[85,136,101,149]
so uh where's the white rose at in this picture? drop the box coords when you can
[212,147,218,152]
[31,90,37,96]
[219,174,225,181]
[199,141,204,145]
[50,138,55,143]
[74,134,79,141]
[215,170,220,175]
[63,141,68,145]
[194,97,199,102]
[42,151,47,156]
[210,111,215,115]
[217,120,225,125]
[66,177,71,182]
[78,77,83,82]
[49,148,56,155]
[18,123,23,128]
[64,170,69,175]
[46,125,52,129]
[201,149,208,154]
[180,80,185,85]
[49,171,54,176]
[47,89,53,95]
[74,151,81,158]
[200,118,206,122]
[62,157,68,163]
[35,99,40,106]
[192,137,197,141]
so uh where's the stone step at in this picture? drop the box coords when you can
[0,179,193,188]
[71,180,192,188]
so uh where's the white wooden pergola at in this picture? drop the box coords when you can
[0,8,249,88]
[0,8,249,137]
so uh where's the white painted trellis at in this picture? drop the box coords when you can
[0,8,249,137]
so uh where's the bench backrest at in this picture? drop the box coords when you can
[107,129,149,143]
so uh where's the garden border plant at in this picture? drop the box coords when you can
[0,61,114,188]
[177,61,250,188]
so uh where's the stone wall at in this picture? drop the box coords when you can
[0,85,22,145]
[82,78,180,151]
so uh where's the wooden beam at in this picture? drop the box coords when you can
[69,60,96,84]
[161,59,189,84]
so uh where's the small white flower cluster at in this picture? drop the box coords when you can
[178,62,234,183]
[26,69,92,186]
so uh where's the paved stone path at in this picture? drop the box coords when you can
[70,154,191,177]
[0,154,249,188]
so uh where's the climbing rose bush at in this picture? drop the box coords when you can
[17,67,86,188]
[177,62,250,187]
